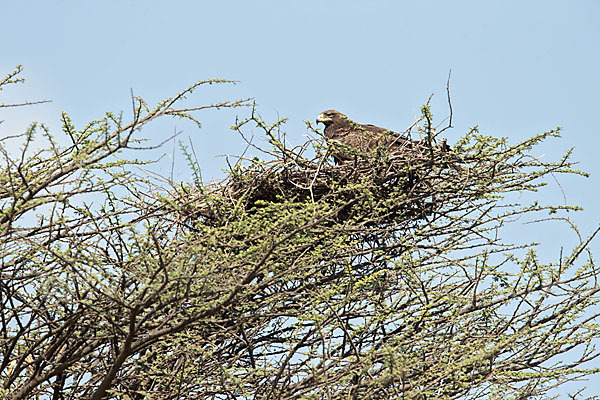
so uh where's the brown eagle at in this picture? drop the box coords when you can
[316,110,418,163]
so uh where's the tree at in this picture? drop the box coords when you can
[1,66,599,400]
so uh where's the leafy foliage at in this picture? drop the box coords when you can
[1,66,599,400]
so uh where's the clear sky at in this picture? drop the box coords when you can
[1,1,599,397]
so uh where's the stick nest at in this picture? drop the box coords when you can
[173,138,459,229]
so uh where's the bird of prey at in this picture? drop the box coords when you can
[316,110,418,163]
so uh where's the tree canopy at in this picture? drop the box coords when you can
[1,66,599,400]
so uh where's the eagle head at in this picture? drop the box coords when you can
[316,110,347,127]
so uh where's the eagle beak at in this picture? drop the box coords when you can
[316,113,327,125]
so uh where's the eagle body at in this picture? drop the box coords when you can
[316,110,417,163]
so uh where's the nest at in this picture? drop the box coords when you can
[174,138,456,228]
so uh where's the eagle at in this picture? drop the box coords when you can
[316,110,419,163]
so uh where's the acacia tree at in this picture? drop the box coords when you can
[1,66,599,400]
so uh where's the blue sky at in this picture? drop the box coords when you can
[2,1,599,396]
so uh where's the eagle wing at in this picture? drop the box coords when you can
[358,123,415,150]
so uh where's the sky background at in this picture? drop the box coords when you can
[1,1,599,397]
